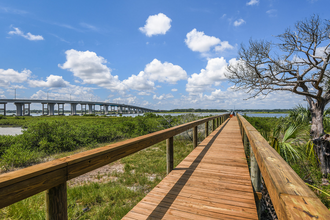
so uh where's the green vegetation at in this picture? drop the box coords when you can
[0,113,202,172]
[244,107,330,208]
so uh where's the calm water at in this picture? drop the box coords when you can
[239,113,288,118]
[0,127,23,135]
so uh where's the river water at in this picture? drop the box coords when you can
[0,127,23,135]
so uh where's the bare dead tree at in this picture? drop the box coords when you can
[226,15,330,179]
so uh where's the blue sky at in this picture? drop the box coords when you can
[0,0,329,110]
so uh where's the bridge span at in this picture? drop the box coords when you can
[0,99,156,116]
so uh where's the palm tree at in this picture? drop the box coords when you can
[269,125,302,163]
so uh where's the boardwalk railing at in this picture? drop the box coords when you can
[0,113,229,219]
[237,114,330,219]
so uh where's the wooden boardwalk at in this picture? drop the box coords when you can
[123,117,258,219]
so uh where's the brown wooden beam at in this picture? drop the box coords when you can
[166,137,173,175]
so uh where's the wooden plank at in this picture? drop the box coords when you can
[123,117,258,219]
[238,114,330,220]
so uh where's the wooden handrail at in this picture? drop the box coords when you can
[0,114,229,214]
[237,114,330,220]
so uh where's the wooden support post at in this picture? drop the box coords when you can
[193,126,198,148]
[217,117,220,127]
[166,137,173,175]
[45,182,68,220]
[243,130,248,154]
[213,119,216,131]
[250,146,261,219]
[205,121,208,138]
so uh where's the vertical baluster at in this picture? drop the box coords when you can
[166,137,174,175]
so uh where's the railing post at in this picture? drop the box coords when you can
[243,130,248,154]
[217,117,220,127]
[45,182,68,220]
[166,137,174,174]
[193,126,198,148]
[213,119,216,131]
[205,121,208,137]
[250,146,261,219]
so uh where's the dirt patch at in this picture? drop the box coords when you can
[68,161,124,187]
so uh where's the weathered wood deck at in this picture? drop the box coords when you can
[123,117,258,219]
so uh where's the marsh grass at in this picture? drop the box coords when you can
[0,137,195,219]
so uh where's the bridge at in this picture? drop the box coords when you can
[0,114,329,219]
[0,99,156,116]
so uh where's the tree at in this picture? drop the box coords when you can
[226,15,330,178]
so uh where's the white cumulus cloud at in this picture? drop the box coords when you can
[214,41,234,52]
[171,88,178,92]
[185,29,220,53]
[144,59,187,84]
[139,13,171,37]
[247,0,259,6]
[186,57,235,95]
[0,68,31,87]
[59,49,122,90]
[29,75,69,88]
[185,29,234,54]
[121,71,155,91]
[234,19,246,27]
[8,27,44,41]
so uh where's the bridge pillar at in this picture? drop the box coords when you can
[47,103,55,116]
[42,103,48,115]
[119,106,123,114]
[0,102,7,116]
[71,103,77,115]
[102,104,109,115]
[14,102,23,116]
[81,104,86,115]
[88,104,94,114]
[58,103,64,115]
